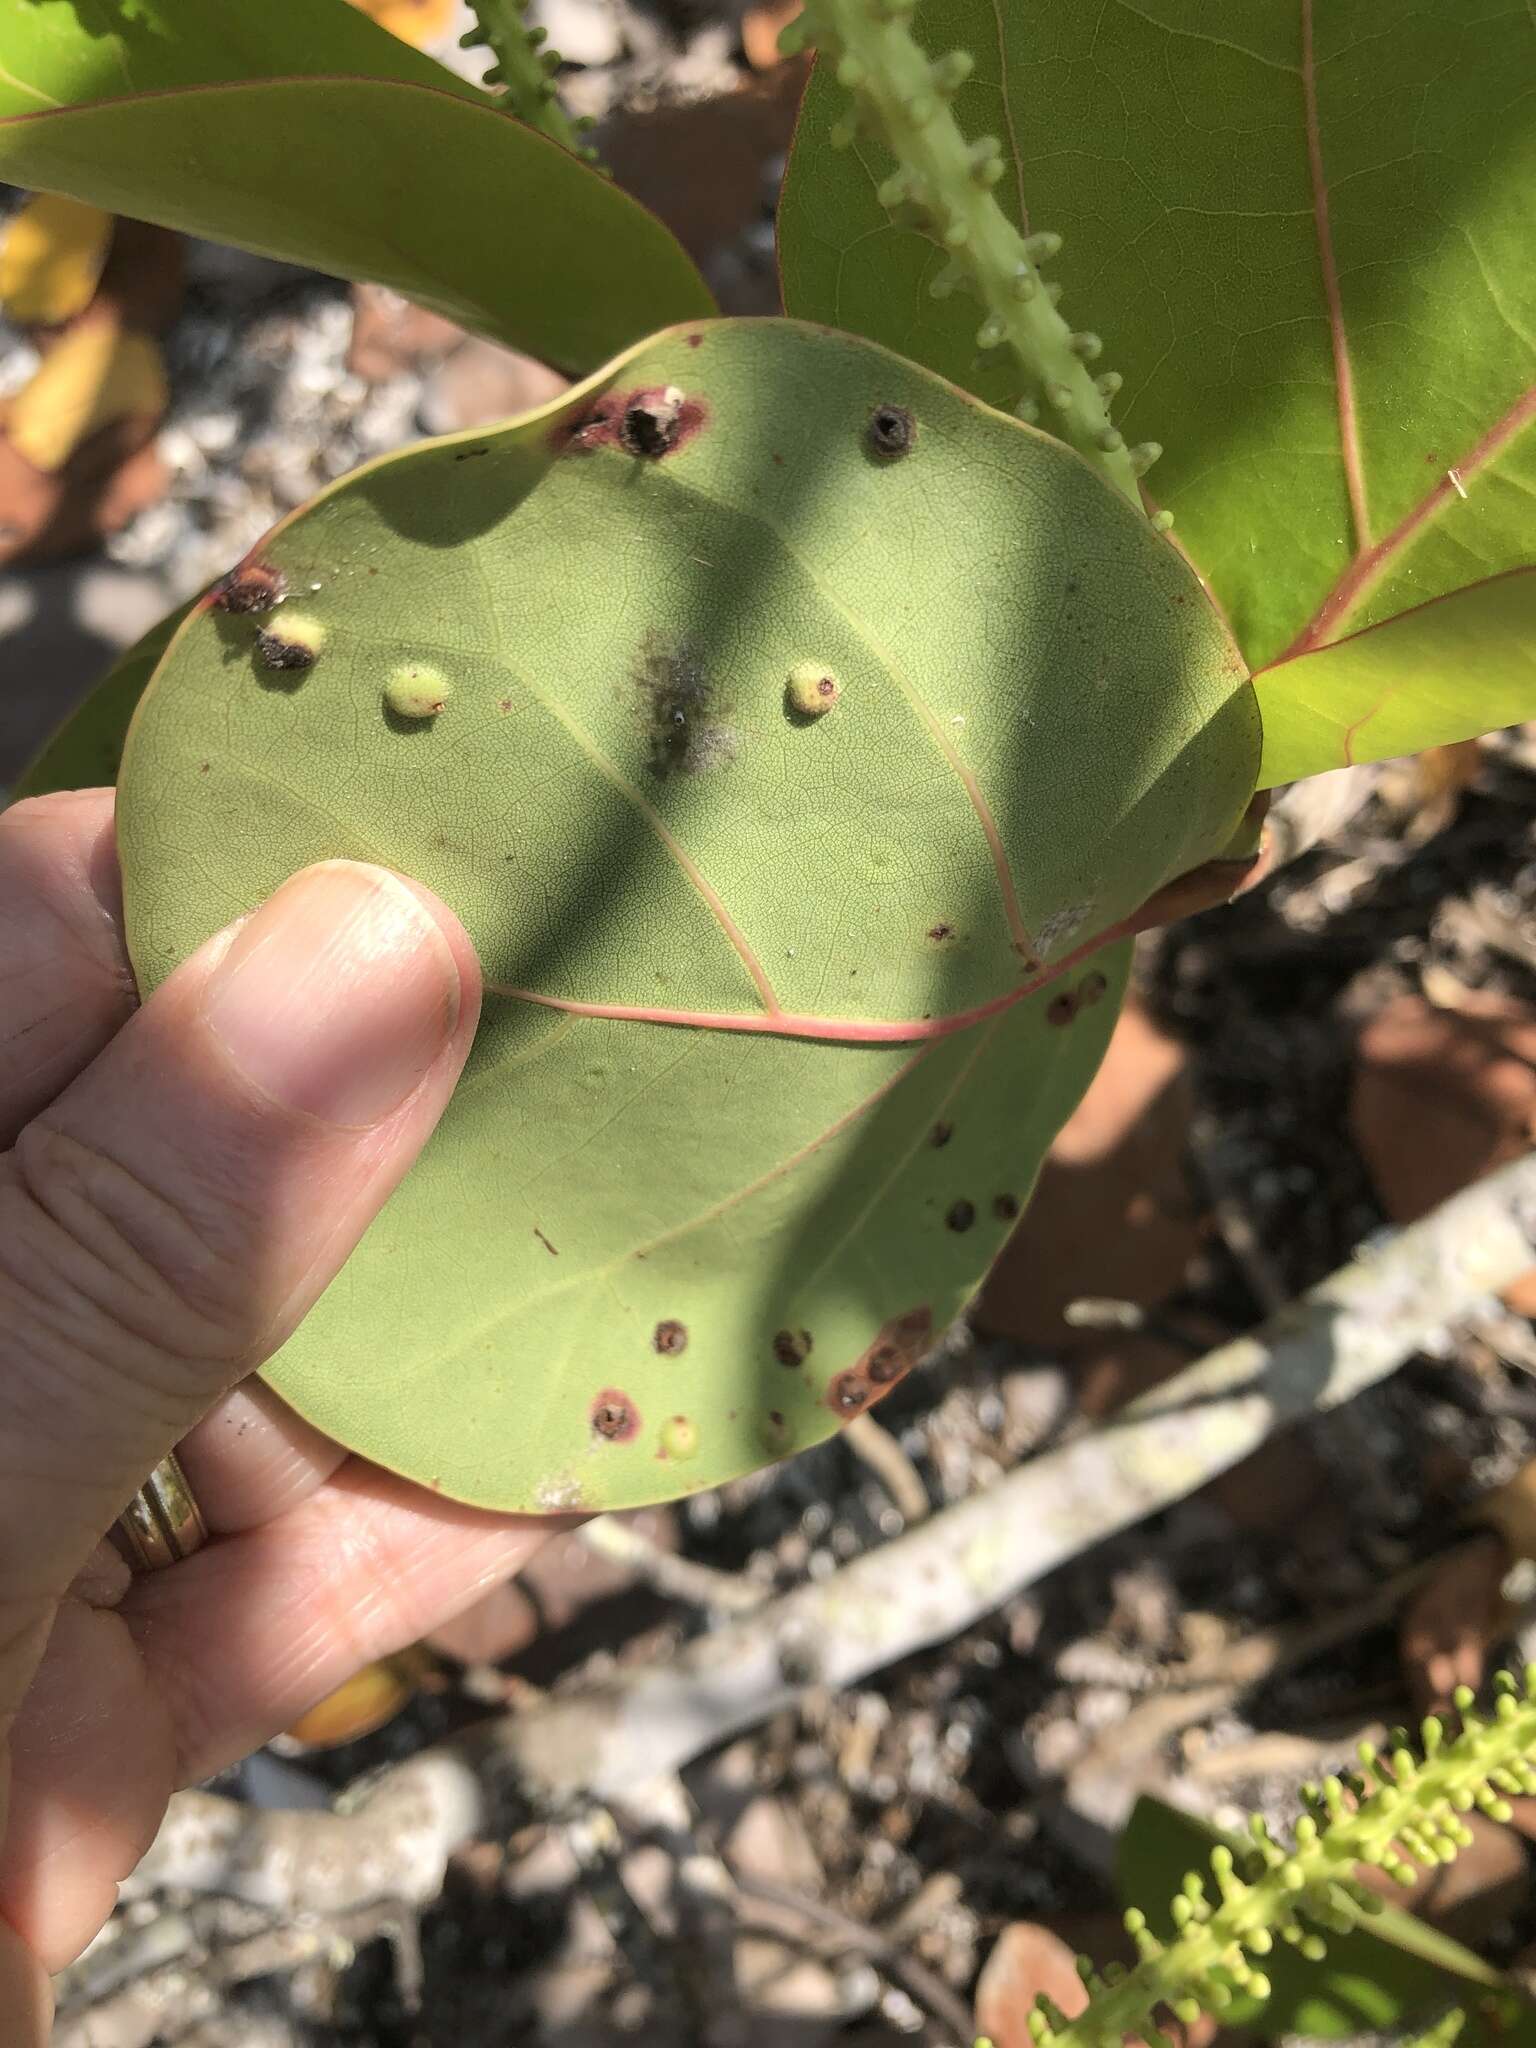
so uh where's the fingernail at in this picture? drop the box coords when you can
[204,862,461,1126]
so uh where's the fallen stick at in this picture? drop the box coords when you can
[128,1151,1536,1914]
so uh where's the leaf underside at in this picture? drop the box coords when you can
[0,0,711,373]
[116,318,1257,1511]
[779,0,1536,787]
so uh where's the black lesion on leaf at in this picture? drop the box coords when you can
[635,634,736,780]
[866,403,916,460]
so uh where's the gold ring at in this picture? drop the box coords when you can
[116,1450,209,1571]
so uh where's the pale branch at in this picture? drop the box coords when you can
[126,1754,486,1915]
[128,1153,1536,1913]
[578,1515,767,1613]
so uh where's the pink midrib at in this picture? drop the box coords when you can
[487,914,1120,1045]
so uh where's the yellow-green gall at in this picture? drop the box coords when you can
[659,1415,698,1462]
[786,661,840,718]
[256,612,326,673]
[385,664,451,720]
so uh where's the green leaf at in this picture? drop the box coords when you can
[1118,1796,1536,2048]
[117,318,1257,1510]
[0,2,711,373]
[780,1,1536,776]
[10,603,190,805]
[1255,568,1536,787]
[0,0,478,116]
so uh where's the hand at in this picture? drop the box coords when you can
[0,790,555,2039]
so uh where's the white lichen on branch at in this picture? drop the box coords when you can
[790,0,1154,510]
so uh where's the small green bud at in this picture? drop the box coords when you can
[786,660,840,717]
[1045,279,1064,305]
[1046,383,1074,413]
[256,612,326,674]
[1021,229,1063,262]
[928,262,965,299]
[930,48,974,92]
[1010,265,1037,301]
[876,172,908,210]
[1172,1999,1202,2025]
[1095,426,1125,453]
[829,117,858,150]
[1453,1684,1476,1714]
[1299,1934,1328,1962]
[1247,1974,1272,2003]
[1130,440,1163,476]
[526,23,548,45]
[1068,330,1103,360]
[943,220,970,248]
[836,54,865,88]
[1096,370,1124,399]
[385,663,451,719]
[1151,508,1175,533]
[976,315,1007,350]
[1013,395,1040,424]
[903,91,939,125]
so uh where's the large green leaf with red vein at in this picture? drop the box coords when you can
[116,318,1256,1510]
[0,0,710,373]
[779,0,1536,789]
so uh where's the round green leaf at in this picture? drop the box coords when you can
[117,318,1258,1509]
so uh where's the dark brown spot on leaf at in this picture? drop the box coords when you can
[866,1344,901,1385]
[927,923,954,942]
[946,1199,976,1233]
[823,1306,932,1419]
[830,1371,866,1414]
[256,630,315,674]
[1078,971,1108,1005]
[992,1192,1020,1221]
[653,1318,688,1356]
[772,1328,813,1368]
[590,1388,640,1442]
[453,445,490,462]
[1047,991,1079,1027]
[564,385,708,459]
[867,402,915,459]
[214,561,285,615]
[930,1121,954,1148]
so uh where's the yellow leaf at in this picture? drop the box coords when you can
[347,0,457,47]
[0,193,113,325]
[6,320,168,473]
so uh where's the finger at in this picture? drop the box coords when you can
[176,1383,346,1533]
[125,1469,558,1779]
[0,859,481,1616]
[0,1916,50,2048]
[0,790,133,1147]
